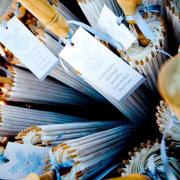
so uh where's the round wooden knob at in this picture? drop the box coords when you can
[158,54,180,120]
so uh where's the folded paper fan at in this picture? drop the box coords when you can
[0,0,155,124]
[77,0,168,94]
[0,103,99,136]
[166,0,180,45]
[117,0,167,94]
[0,0,105,102]
[15,121,125,146]
[43,124,136,179]
[156,100,180,147]
[0,65,94,106]
[119,140,180,179]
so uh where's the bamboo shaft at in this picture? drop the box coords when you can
[18,0,69,37]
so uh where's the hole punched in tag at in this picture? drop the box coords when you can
[59,31,75,47]
[0,12,9,30]
[59,39,74,47]
[1,20,8,29]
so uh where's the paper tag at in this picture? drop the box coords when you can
[0,142,49,179]
[96,5,136,50]
[60,27,144,101]
[0,17,59,80]
[134,12,156,40]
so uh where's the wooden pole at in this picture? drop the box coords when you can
[18,0,69,38]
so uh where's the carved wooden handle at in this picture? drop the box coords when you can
[18,0,69,38]
[158,54,180,120]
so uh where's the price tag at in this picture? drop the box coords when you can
[0,17,59,80]
[60,27,144,101]
[96,5,136,50]
[0,142,49,179]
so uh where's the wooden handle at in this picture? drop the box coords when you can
[18,0,69,38]
[24,174,41,180]
[40,171,55,180]
[109,174,151,180]
[116,0,149,46]
[158,54,180,120]
[25,171,55,180]
[117,0,142,16]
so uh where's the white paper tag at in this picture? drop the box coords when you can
[96,5,136,50]
[0,17,59,80]
[60,27,144,101]
[0,142,49,179]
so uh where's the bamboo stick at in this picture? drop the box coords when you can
[18,0,69,38]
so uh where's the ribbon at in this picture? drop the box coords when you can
[141,113,179,180]
[126,5,161,41]
[147,155,157,179]
[65,5,160,49]
[0,153,9,164]
[160,115,178,180]
[49,150,74,180]
[1,19,8,29]
[155,49,173,59]
[14,2,21,17]
[138,5,161,15]
[127,12,156,41]
[67,20,124,51]
[59,20,125,73]
[142,155,160,180]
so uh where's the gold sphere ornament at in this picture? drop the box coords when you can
[158,54,180,120]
